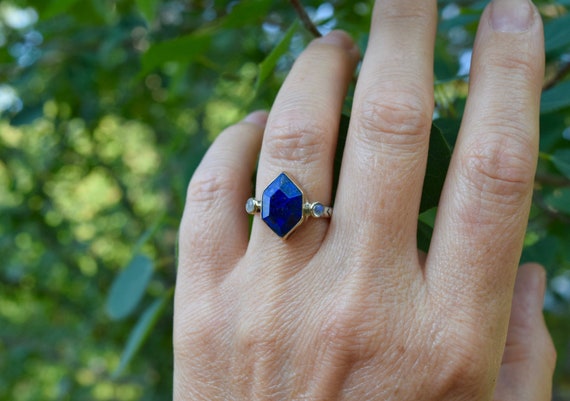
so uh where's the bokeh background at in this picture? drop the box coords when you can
[1,0,570,400]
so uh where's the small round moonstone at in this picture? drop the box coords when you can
[245,198,256,214]
[312,203,325,218]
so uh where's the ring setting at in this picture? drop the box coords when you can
[246,172,332,239]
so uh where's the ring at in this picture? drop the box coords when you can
[246,172,332,239]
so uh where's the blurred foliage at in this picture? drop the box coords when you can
[1,0,570,400]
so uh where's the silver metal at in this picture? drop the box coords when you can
[245,197,261,214]
[305,202,333,218]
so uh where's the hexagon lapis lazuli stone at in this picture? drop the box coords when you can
[262,173,303,238]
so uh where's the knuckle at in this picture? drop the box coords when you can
[317,294,378,360]
[432,336,490,397]
[354,87,431,150]
[236,318,280,362]
[186,166,240,206]
[318,307,358,347]
[421,311,491,397]
[264,118,329,165]
[459,129,535,206]
[437,358,488,398]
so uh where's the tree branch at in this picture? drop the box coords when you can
[535,173,570,188]
[289,0,321,38]
[543,61,570,91]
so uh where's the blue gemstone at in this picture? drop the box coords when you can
[262,173,303,237]
[313,203,324,217]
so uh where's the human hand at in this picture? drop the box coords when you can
[174,0,556,399]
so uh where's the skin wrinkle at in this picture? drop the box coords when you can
[262,120,330,167]
[352,92,431,149]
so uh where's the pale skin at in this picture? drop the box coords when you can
[174,0,556,399]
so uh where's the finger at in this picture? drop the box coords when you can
[494,263,556,401]
[178,111,266,284]
[251,31,359,247]
[427,0,544,315]
[333,0,437,265]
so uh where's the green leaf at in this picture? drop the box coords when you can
[417,207,437,252]
[106,254,154,320]
[551,148,570,179]
[220,1,273,29]
[41,0,80,19]
[112,289,173,378]
[136,0,158,23]
[541,80,570,114]
[545,188,570,215]
[417,220,434,253]
[140,33,211,76]
[545,12,570,54]
[420,124,452,213]
[256,21,298,90]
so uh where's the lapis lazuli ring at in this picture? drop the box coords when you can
[245,172,332,239]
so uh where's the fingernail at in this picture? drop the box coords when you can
[243,110,268,127]
[319,30,359,54]
[490,0,534,32]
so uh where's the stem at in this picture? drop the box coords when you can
[289,0,321,38]
[543,61,570,91]
[535,173,570,187]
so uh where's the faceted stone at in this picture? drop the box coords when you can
[262,173,303,238]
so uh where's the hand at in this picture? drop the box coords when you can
[174,0,556,399]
